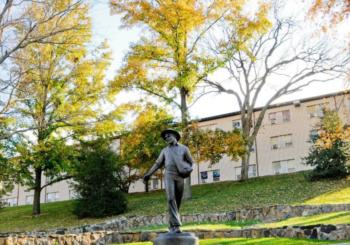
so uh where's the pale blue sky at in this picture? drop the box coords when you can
[89,0,348,120]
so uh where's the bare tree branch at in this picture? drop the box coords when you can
[204,16,350,181]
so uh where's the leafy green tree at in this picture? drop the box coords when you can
[0,155,13,207]
[72,139,127,218]
[110,0,270,198]
[8,0,123,216]
[305,110,350,180]
[0,121,20,206]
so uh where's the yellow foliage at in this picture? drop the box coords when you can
[110,0,271,108]
[315,110,350,149]
[186,122,246,164]
[309,0,350,25]
[11,0,123,141]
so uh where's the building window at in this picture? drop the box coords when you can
[269,112,276,125]
[25,195,33,205]
[200,171,208,183]
[235,165,257,180]
[2,197,17,207]
[232,120,241,129]
[272,159,295,174]
[268,110,290,125]
[152,179,159,189]
[307,103,329,118]
[213,170,220,181]
[309,129,318,142]
[46,192,59,203]
[271,134,293,150]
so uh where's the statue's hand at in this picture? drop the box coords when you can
[143,174,150,184]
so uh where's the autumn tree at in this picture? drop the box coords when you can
[185,123,246,183]
[8,0,123,216]
[117,104,173,192]
[309,0,350,31]
[0,0,90,119]
[305,110,350,180]
[205,16,350,180]
[110,0,270,198]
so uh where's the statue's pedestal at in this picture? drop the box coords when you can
[153,232,199,245]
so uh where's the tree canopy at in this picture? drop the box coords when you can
[6,0,125,215]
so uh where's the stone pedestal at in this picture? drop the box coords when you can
[153,232,199,245]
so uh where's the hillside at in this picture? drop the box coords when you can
[0,171,349,232]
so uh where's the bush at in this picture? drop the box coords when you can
[72,140,127,218]
[305,140,349,181]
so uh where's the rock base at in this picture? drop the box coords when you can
[153,232,199,245]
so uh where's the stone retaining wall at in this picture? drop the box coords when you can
[1,224,350,244]
[1,204,349,244]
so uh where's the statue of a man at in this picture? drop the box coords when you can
[143,129,194,233]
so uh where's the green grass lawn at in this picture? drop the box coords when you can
[305,187,350,205]
[119,238,348,245]
[127,172,350,216]
[1,172,350,232]
[0,200,110,232]
[257,211,350,228]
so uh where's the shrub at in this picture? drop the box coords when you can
[305,111,350,181]
[72,140,127,218]
[305,139,349,180]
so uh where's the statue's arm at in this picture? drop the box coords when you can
[184,146,195,166]
[145,150,164,178]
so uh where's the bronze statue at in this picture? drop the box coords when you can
[143,129,194,233]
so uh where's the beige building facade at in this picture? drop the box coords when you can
[2,91,350,206]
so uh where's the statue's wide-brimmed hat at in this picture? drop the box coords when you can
[161,129,181,141]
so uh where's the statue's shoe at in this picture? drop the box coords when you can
[169,226,181,233]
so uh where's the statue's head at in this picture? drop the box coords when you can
[161,129,180,145]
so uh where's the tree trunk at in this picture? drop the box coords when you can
[145,180,149,192]
[32,167,42,216]
[240,150,250,181]
[180,87,192,200]
[240,123,252,181]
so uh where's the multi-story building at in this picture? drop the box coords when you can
[2,90,350,206]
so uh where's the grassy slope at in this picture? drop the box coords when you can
[128,172,350,215]
[259,211,350,228]
[1,172,349,232]
[120,238,346,245]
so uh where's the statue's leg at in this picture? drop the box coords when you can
[174,176,184,210]
[165,174,181,229]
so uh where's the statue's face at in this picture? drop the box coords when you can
[164,133,177,145]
